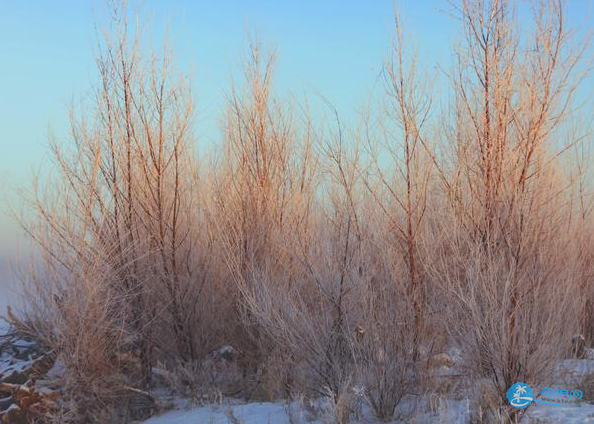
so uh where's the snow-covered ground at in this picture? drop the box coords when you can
[3,303,594,424]
[142,401,306,424]
[140,398,472,424]
[138,397,594,424]
[526,402,594,423]
[137,359,594,424]
[3,324,594,424]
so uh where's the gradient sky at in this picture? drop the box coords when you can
[0,0,458,249]
[0,1,593,307]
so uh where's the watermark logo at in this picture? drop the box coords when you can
[507,382,533,408]
[507,382,583,408]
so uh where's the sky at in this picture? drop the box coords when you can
[0,0,458,249]
[0,0,592,308]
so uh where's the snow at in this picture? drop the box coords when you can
[139,396,594,424]
[0,329,47,384]
[556,359,594,385]
[0,356,32,376]
[142,401,316,424]
[137,356,594,424]
[5,318,594,424]
[0,349,33,376]
[44,358,65,380]
[525,402,594,423]
[5,403,20,413]
[215,346,237,356]
[140,397,474,424]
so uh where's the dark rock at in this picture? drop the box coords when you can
[0,371,27,386]
[0,327,58,423]
[0,404,27,424]
[0,397,12,411]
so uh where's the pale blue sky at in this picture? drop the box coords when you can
[0,0,592,259]
[0,0,452,249]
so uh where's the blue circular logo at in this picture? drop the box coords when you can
[507,382,533,408]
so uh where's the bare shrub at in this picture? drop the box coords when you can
[217,17,432,421]
[12,1,227,420]
[212,40,321,395]
[160,360,208,405]
[220,93,365,397]
[350,248,426,421]
[310,377,363,424]
[354,12,433,421]
[12,244,128,422]
[425,0,592,420]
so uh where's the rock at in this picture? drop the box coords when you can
[0,371,27,386]
[1,331,52,385]
[28,354,57,380]
[0,404,27,424]
[586,348,594,360]
[0,397,12,411]
[13,385,42,412]
[0,383,58,422]
[572,334,586,359]
[0,327,58,424]
[212,345,238,362]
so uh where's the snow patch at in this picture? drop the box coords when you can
[143,401,308,424]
